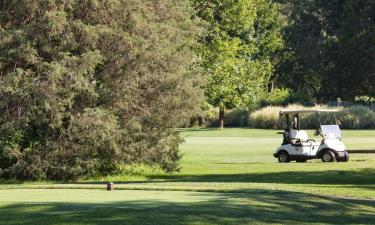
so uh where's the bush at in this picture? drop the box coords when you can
[224,109,249,127]
[337,106,375,129]
[260,88,290,106]
[0,109,124,180]
[288,90,317,104]
[355,96,375,104]
[205,105,220,127]
[204,108,249,127]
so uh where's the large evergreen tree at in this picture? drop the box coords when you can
[0,0,203,180]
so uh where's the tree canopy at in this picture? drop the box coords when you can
[0,0,374,180]
[194,0,284,128]
[276,0,375,101]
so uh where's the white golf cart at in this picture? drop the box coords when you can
[273,109,349,163]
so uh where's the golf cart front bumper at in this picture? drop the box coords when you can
[273,153,278,158]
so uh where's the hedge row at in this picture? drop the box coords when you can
[249,105,375,129]
[199,105,375,129]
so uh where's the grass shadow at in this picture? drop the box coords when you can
[0,189,374,225]
[76,168,375,186]
[145,168,375,185]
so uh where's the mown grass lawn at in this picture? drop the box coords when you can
[1,189,375,225]
[1,128,375,224]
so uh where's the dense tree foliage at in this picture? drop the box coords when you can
[276,0,375,101]
[321,0,375,99]
[193,0,284,128]
[0,0,203,180]
[0,0,373,179]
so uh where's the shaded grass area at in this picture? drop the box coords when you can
[0,189,375,225]
[151,169,375,185]
[1,128,375,224]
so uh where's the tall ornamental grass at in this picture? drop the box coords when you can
[248,104,320,129]
[248,105,375,129]
[337,106,375,129]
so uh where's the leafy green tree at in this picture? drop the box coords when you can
[193,0,283,128]
[0,0,202,180]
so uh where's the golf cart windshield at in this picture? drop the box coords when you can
[321,125,341,139]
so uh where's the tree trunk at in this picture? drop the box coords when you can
[219,108,224,129]
[198,116,205,126]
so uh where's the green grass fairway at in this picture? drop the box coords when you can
[1,189,375,225]
[1,128,375,224]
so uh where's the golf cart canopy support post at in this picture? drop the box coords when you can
[279,109,340,131]
[316,112,321,127]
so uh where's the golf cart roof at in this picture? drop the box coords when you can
[279,109,339,115]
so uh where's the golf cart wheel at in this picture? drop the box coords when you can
[296,159,307,163]
[278,151,290,163]
[321,150,336,163]
[340,151,349,162]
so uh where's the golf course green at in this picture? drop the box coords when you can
[1,128,375,224]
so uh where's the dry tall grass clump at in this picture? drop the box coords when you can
[248,106,283,129]
[248,104,342,129]
[249,104,375,129]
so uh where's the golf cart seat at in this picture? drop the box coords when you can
[290,130,309,144]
